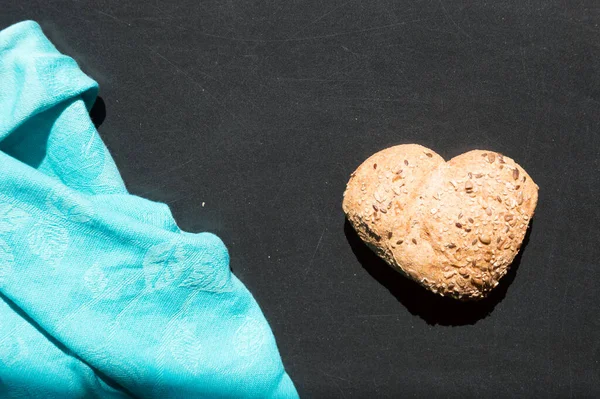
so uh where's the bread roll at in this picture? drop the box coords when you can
[343,144,538,300]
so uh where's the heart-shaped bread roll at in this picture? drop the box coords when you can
[343,144,538,300]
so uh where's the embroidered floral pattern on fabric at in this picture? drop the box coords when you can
[143,240,231,292]
[0,238,14,284]
[46,186,93,223]
[93,146,125,194]
[143,240,188,291]
[168,322,203,374]
[0,336,28,367]
[234,317,266,359]
[83,263,108,297]
[47,105,106,189]
[36,56,90,99]
[179,258,230,292]
[27,221,69,264]
[0,203,30,231]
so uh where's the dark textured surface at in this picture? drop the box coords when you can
[3,1,600,397]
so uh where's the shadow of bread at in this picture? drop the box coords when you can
[344,218,533,326]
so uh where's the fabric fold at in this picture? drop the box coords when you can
[0,21,297,398]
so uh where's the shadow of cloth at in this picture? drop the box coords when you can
[89,96,106,129]
[344,219,533,326]
[0,96,106,169]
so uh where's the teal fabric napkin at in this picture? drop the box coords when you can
[0,21,298,398]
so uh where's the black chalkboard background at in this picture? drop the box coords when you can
[2,1,600,397]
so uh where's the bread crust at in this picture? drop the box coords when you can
[343,144,538,300]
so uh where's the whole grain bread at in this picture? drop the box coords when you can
[343,144,538,300]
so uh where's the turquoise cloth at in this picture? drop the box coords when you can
[0,21,297,398]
